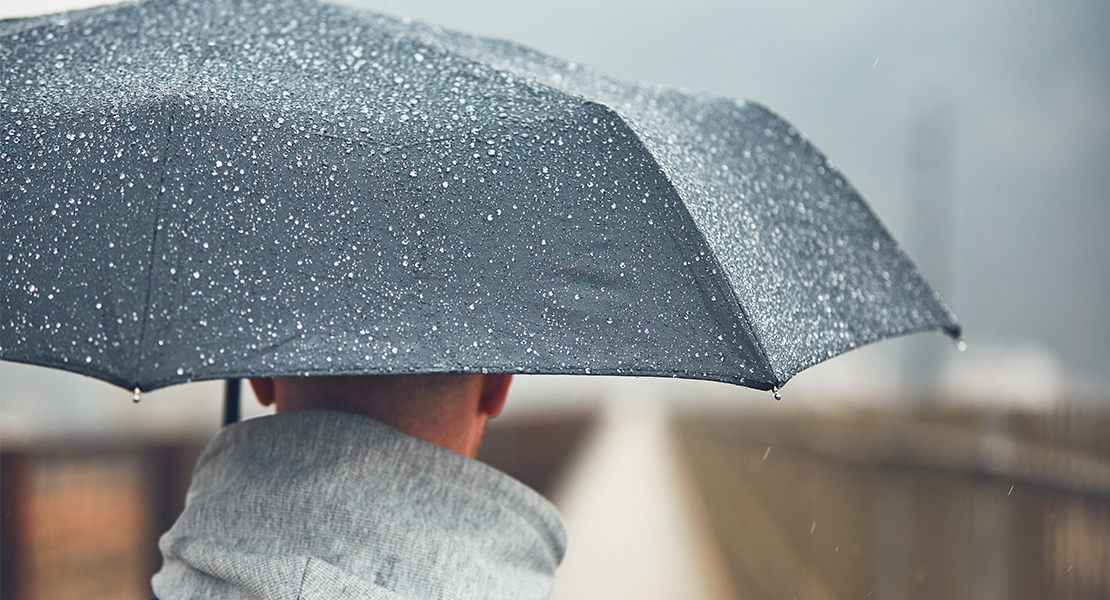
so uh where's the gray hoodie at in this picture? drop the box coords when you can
[153,411,566,599]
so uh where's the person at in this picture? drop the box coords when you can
[151,374,567,600]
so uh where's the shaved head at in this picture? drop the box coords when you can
[250,373,512,458]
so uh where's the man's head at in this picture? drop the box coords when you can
[249,374,512,458]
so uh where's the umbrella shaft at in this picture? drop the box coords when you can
[223,379,241,426]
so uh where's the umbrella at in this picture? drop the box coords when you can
[0,0,960,399]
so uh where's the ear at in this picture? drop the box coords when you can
[477,374,512,419]
[249,377,276,407]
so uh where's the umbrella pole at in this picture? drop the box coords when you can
[222,378,241,426]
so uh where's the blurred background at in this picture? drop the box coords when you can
[2,0,1108,598]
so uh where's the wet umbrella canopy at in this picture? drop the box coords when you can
[1,0,959,394]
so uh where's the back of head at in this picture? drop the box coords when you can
[273,374,483,429]
[254,373,511,457]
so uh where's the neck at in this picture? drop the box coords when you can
[268,375,490,458]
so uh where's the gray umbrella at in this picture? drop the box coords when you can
[1,0,959,397]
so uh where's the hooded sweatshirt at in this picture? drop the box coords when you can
[152,410,566,599]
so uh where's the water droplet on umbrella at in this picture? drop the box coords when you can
[956,336,967,351]
[1,0,959,395]
[772,386,781,401]
[132,387,142,403]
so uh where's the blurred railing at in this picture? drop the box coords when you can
[1,440,205,600]
[673,406,1110,600]
[6,404,1108,600]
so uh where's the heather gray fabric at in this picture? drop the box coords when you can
[152,411,566,599]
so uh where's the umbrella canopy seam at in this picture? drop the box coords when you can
[574,100,781,389]
[133,96,179,390]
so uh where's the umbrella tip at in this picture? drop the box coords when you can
[132,387,142,403]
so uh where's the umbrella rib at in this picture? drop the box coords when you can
[132,97,178,389]
[689,225,781,389]
[580,101,781,389]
